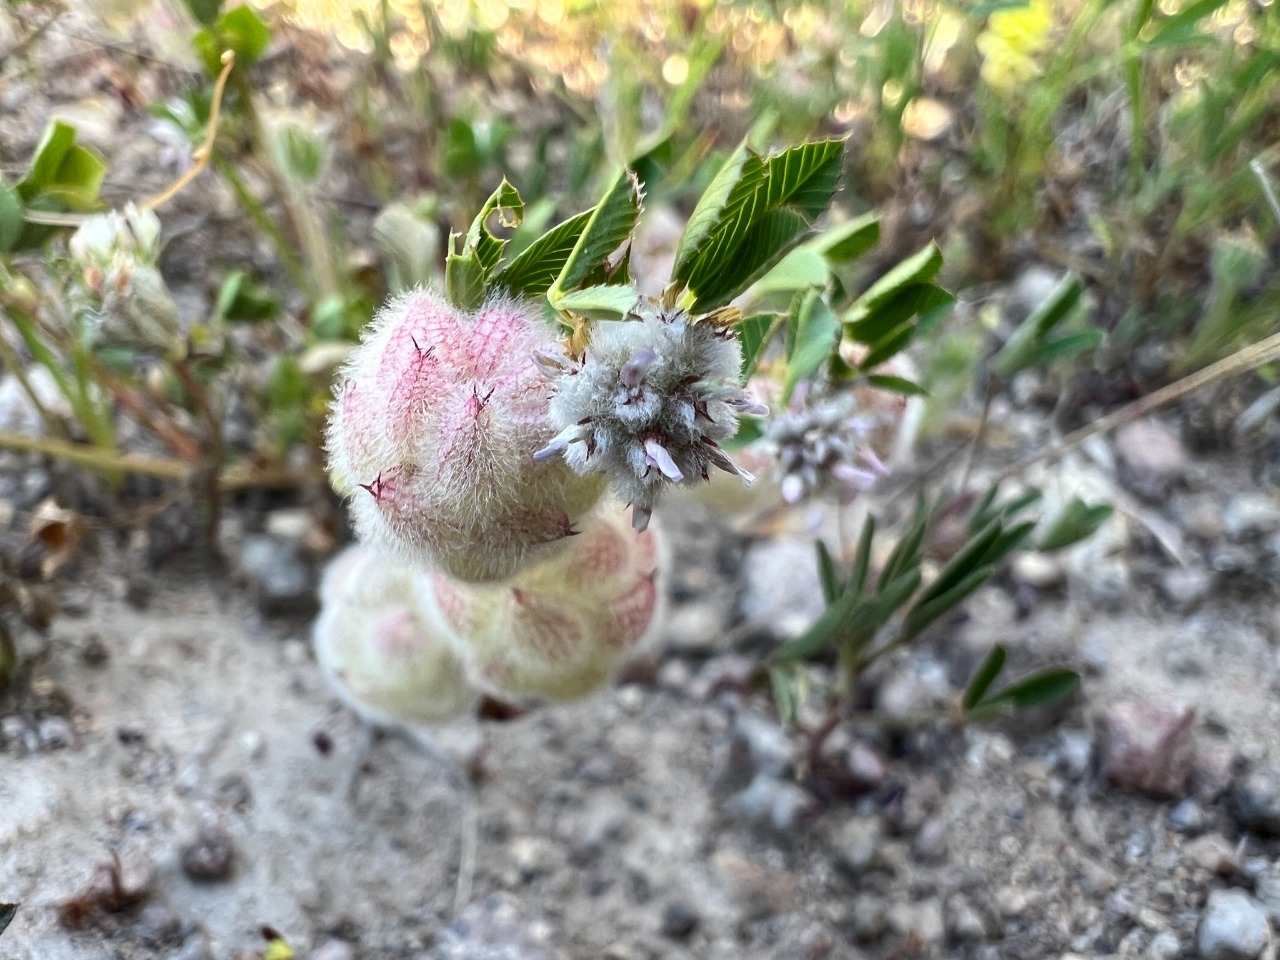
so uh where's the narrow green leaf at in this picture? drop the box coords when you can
[676,156,770,295]
[1038,499,1114,552]
[843,243,943,327]
[816,540,840,605]
[551,169,642,297]
[977,669,1080,712]
[0,176,23,252]
[677,140,844,309]
[999,488,1044,521]
[968,484,1002,533]
[1008,330,1103,372]
[737,313,778,381]
[903,566,993,639]
[775,587,859,662]
[813,212,880,263]
[865,374,927,397]
[494,206,592,298]
[921,519,1003,605]
[847,283,952,346]
[844,569,923,652]
[549,284,639,320]
[0,902,15,938]
[671,141,759,279]
[769,666,797,724]
[859,324,914,371]
[992,273,1088,376]
[963,644,1007,711]
[879,500,929,588]
[982,520,1037,566]
[41,144,107,209]
[849,515,876,595]
[1146,0,1230,47]
[783,289,840,401]
[16,120,75,200]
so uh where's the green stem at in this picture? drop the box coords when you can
[231,73,339,302]
[212,154,309,292]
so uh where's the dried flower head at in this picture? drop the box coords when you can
[313,544,475,728]
[765,386,891,504]
[431,506,662,701]
[68,203,180,356]
[326,289,604,582]
[534,301,766,531]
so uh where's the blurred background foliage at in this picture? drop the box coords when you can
[0,0,1277,493]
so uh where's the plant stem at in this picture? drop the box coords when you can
[0,323,65,440]
[995,327,1280,483]
[0,430,320,490]
[171,357,226,555]
[230,72,339,302]
[212,155,310,291]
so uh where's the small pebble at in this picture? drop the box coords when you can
[1167,798,1208,834]
[833,817,883,876]
[846,742,887,788]
[1254,874,1280,924]
[912,816,949,863]
[659,901,699,940]
[845,896,889,943]
[1146,930,1180,960]
[179,826,234,882]
[1231,767,1280,836]
[1159,566,1212,614]
[1098,700,1196,797]
[1223,494,1280,541]
[1198,889,1270,960]
[137,903,180,945]
[729,773,813,831]
[945,895,989,941]
[308,941,355,960]
[1184,835,1240,876]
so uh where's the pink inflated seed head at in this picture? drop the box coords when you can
[312,544,475,729]
[430,505,663,701]
[326,289,604,582]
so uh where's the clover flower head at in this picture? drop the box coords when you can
[534,300,767,532]
[431,506,662,700]
[765,386,891,504]
[326,288,604,582]
[68,203,179,355]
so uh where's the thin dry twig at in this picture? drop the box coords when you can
[0,430,319,490]
[993,328,1280,483]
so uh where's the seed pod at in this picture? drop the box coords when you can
[432,506,662,701]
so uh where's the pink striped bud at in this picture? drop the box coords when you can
[431,506,662,700]
[326,289,604,582]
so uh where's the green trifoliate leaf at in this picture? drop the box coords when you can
[549,169,642,298]
[494,206,593,298]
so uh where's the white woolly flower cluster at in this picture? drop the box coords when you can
[764,388,890,504]
[534,301,767,531]
[67,203,180,356]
